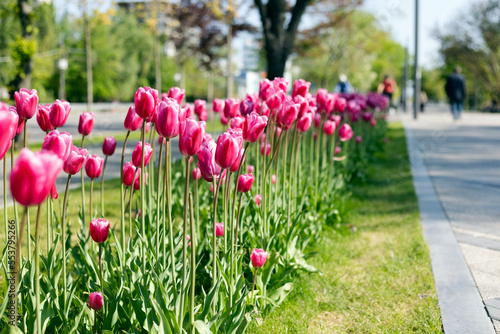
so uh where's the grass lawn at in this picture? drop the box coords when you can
[247,122,442,333]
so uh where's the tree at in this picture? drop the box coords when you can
[253,0,361,79]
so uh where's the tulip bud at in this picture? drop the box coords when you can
[273,77,288,93]
[89,292,103,311]
[179,118,206,157]
[63,146,88,175]
[362,112,373,122]
[192,167,201,180]
[194,99,207,121]
[250,248,268,268]
[255,194,262,206]
[259,79,272,100]
[230,116,245,130]
[37,104,54,132]
[215,131,243,169]
[14,88,38,120]
[338,124,354,142]
[292,79,311,98]
[124,106,143,132]
[276,100,299,129]
[223,98,240,119]
[90,218,110,243]
[230,148,245,173]
[272,174,276,184]
[122,161,136,187]
[10,149,63,206]
[85,154,104,179]
[335,146,341,155]
[166,87,185,105]
[213,98,223,112]
[330,115,341,128]
[239,98,254,117]
[334,97,347,113]
[242,112,268,143]
[216,222,224,237]
[237,173,254,193]
[220,112,229,125]
[42,130,73,161]
[134,87,158,120]
[0,105,19,160]
[297,114,313,133]
[50,100,71,128]
[265,87,285,110]
[197,141,221,182]
[260,142,271,156]
[316,88,329,112]
[132,142,153,167]
[133,168,148,190]
[102,136,117,156]
[78,112,95,136]
[370,118,377,127]
[323,120,336,136]
[355,136,362,144]
[247,165,254,173]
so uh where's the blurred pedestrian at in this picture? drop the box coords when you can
[334,74,352,93]
[378,75,397,108]
[420,91,428,112]
[445,66,466,120]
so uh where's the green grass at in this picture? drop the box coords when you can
[247,122,442,333]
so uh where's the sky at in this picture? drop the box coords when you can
[362,0,473,67]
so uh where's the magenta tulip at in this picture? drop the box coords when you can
[216,222,224,237]
[50,100,71,128]
[64,145,88,175]
[14,88,38,120]
[247,165,254,173]
[276,100,299,129]
[192,167,201,180]
[42,130,73,161]
[230,116,245,130]
[239,98,254,117]
[194,99,206,117]
[338,124,354,142]
[10,149,63,206]
[90,218,110,243]
[124,106,143,131]
[260,142,271,156]
[259,79,272,100]
[213,98,222,112]
[255,194,262,206]
[102,136,117,156]
[316,88,328,112]
[334,97,347,113]
[133,168,148,190]
[242,112,268,143]
[215,131,242,169]
[122,161,136,187]
[132,142,153,167]
[89,292,103,311]
[50,183,58,200]
[237,173,254,193]
[36,104,54,132]
[78,112,95,136]
[85,155,104,179]
[265,87,285,110]
[166,87,185,105]
[297,114,313,133]
[0,106,19,159]
[335,146,341,155]
[292,79,311,98]
[323,120,336,136]
[134,87,158,120]
[197,141,222,182]
[179,118,206,157]
[272,174,276,184]
[229,148,245,173]
[273,77,288,92]
[223,98,240,119]
[203,133,213,143]
[250,248,268,268]
[330,115,341,128]
[356,136,362,144]
[370,118,377,127]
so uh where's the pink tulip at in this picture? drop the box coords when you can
[316,89,329,112]
[134,87,158,120]
[239,98,254,117]
[276,100,299,129]
[124,106,143,132]
[133,168,148,190]
[182,103,193,119]
[50,100,71,128]
[260,142,271,156]
[259,79,272,100]
[85,154,104,179]
[0,105,19,159]
[210,184,214,193]
[89,218,110,243]
[14,88,38,120]
[273,77,288,92]
[203,133,213,143]
[122,161,136,187]
[338,124,354,142]
[355,136,362,144]
[156,99,181,139]
[292,79,311,98]
[237,174,254,193]
[297,114,313,133]
[216,222,224,237]
[194,99,206,119]
[323,120,336,136]
[229,148,245,173]
[36,104,54,132]
[230,116,245,130]
[132,142,153,167]
[247,165,254,173]
[88,292,103,311]
[179,118,206,157]
[166,87,185,105]
[272,174,276,184]
[63,146,88,175]
[50,183,59,200]
[220,112,229,125]
[78,112,95,136]
[255,194,262,206]
[213,98,222,112]
[250,248,268,268]
[334,97,347,113]
[293,95,309,119]
[330,115,341,128]
[42,130,72,161]
[314,112,321,128]
[370,118,377,127]
[10,149,63,206]
[242,112,268,143]
[335,146,341,155]
[13,107,24,136]
[259,102,270,118]
[192,167,201,180]
[265,87,285,110]
[223,98,240,119]
[215,131,242,169]
[362,112,373,122]
[102,136,117,156]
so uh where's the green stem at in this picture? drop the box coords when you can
[128,185,133,239]
[34,204,42,334]
[120,131,130,266]
[13,208,28,325]
[101,156,108,217]
[11,141,19,236]
[235,192,243,246]
[252,269,257,304]
[165,140,177,299]
[3,156,6,243]
[155,138,164,269]
[81,135,86,236]
[61,174,71,310]
[140,122,146,285]
[188,193,196,334]
[180,156,191,324]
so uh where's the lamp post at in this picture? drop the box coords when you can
[413,0,420,120]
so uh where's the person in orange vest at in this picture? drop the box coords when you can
[378,75,397,108]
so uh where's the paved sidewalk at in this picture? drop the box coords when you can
[403,105,500,333]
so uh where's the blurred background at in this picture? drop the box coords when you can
[0,0,498,112]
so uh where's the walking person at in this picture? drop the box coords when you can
[445,66,466,120]
[377,75,397,109]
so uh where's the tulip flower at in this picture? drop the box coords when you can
[260,142,271,156]
[122,161,136,187]
[0,107,19,160]
[15,88,38,120]
[63,146,88,175]
[265,86,285,110]
[124,106,143,131]
[294,95,309,119]
[273,77,288,92]
[10,149,63,206]
[36,104,54,132]
[260,102,270,118]
[166,87,185,105]
[230,148,245,173]
[50,183,58,200]
[334,97,347,113]
[255,194,262,206]
[224,98,240,119]
[192,167,201,180]
[215,131,242,169]
[220,112,229,125]
[203,133,213,143]
[194,99,206,118]
[85,155,104,180]
[197,141,222,182]
[242,112,268,143]
[338,124,354,142]
[90,218,110,243]
[250,248,269,268]
[237,173,254,193]
[272,174,276,184]
[179,118,206,157]
[292,79,311,98]
[335,146,341,155]
[259,79,272,100]
[330,115,341,128]
[355,136,362,144]
[133,168,148,190]
[50,100,71,128]
[132,142,153,167]
[316,88,329,112]
[230,116,245,130]
[323,120,336,136]
[370,118,377,127]
[134,87,158,120]
[216,222,224,237]
[78,112,95,136]
[88,292,103,310]
[239,98,254,117]
[276,100,299,129]
[42,130,72,161]
[362,112,373,122]
[247,165,254,173]
[213,98,222,112]
[102,136,117,156]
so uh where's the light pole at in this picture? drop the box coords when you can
[413,0,420,120]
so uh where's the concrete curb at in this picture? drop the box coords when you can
[403,119,495,334]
